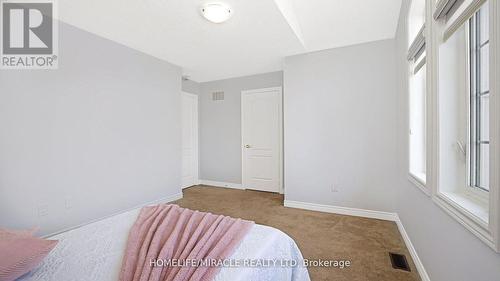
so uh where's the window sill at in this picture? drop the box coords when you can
[440,191,488,224]
[408,173,430,196]
[433,190,495,250]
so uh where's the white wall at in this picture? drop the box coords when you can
[0,22,182,236]
[182,79,200,95]
[395,1,500,280]
[198,72,283,184]
[283,40,398,212]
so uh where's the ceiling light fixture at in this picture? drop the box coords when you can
[201,3,232,24]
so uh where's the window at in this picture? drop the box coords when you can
[437,1,490,222]
[409,57,427,184]
[408,0,427,186]
[468,4,490,192]
[434,0,499,251]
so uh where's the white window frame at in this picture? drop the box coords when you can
[465,9,491,204]
[408,0,430,195]
[467,7,490,193]
[429,0,500,252]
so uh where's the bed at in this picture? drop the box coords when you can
[18,207,310,281]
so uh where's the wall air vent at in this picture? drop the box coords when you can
[212,91,224,101]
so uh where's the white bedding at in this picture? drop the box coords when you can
[18,208,310,281]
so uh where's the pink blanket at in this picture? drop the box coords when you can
[119,204,254,281]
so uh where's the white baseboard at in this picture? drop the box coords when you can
[284,200,399,221]
[43,191,183,238]
[283,200,430,281]
[395,217,431,281]
[155,192,183,205]
[199,179,244,190]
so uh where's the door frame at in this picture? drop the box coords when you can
[241,87,283,194]
[181,92,199,189]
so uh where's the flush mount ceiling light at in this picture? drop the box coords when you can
[201,3,232,24]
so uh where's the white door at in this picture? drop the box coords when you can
[181,92,198,189]
[242,87,282,193]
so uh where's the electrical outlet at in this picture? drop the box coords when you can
[37,204,49,217]
[331,184,339,193]
[65,196,73,209]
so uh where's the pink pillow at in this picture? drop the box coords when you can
[0,229,57,281]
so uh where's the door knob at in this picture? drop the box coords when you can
[245,145,251,148]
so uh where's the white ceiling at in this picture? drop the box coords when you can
[59,0,401,82]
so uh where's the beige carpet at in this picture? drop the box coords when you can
[174,185,421,281]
